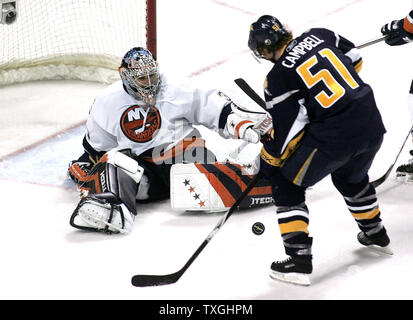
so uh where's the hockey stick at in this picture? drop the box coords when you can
[234,78,266,109]
[226,78,268,158]
[371,80,413,188]
[356,35,386,49]
[371,123,413,188]
[131,172,263,287]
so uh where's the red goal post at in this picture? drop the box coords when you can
[0,0,157,85]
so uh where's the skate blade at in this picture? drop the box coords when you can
[396,174,413,184]
[270,271,311,286]
[365,244,394,255]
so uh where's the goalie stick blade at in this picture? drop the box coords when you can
[131,272,182,287]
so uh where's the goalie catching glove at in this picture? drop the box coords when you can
[226,103,272,144]
[70,149,144,234]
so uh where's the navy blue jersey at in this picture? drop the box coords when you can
[262,28,386,161]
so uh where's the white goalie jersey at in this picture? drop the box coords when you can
[85,75,230,156]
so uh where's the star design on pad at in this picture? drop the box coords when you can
[183,178,206,208]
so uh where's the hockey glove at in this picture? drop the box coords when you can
[381,19,413,46]
[67,161,93,184]
[226,104,273,144]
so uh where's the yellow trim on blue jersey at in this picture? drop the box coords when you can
[260,130,305,167]
[354,59,363,73]
[293,148,317,185]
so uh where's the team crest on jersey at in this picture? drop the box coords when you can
[120,105,161,143]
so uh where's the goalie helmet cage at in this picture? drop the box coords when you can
[0,0,157,85]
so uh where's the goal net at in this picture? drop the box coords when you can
[0,0,156,85]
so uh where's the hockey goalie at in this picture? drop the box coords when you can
[67,47,273,234]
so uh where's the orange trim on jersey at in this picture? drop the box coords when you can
[194,163,235,207]
[143,138,206,163]
[404,16,413,33]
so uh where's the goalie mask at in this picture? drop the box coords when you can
[119,47,160,105]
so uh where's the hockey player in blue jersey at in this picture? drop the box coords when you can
[246,15,392,285]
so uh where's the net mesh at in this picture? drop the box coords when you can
[0,0,150,84]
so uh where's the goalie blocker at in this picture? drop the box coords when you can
[171,162,273,212]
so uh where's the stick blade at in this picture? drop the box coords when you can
[131,272,181,287]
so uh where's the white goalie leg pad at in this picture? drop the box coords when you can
[71,194,135,234]
[104,149,144,184]
[170,163,226,212]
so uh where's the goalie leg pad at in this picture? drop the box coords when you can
[70,162,139,233]
[78,162,139,213]
[170,162,273,212]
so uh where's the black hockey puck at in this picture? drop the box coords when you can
[252,222,265,235]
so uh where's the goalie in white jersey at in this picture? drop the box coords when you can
[68,47,273,234]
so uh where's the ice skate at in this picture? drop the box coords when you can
[395,151,413,183]
[357,230,393,255]
[270,256,312,286]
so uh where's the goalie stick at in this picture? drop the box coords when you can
[131,172,263,287]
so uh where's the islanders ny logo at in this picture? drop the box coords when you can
[120,105,161,143]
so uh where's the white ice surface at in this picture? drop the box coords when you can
[0,0,412,300]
